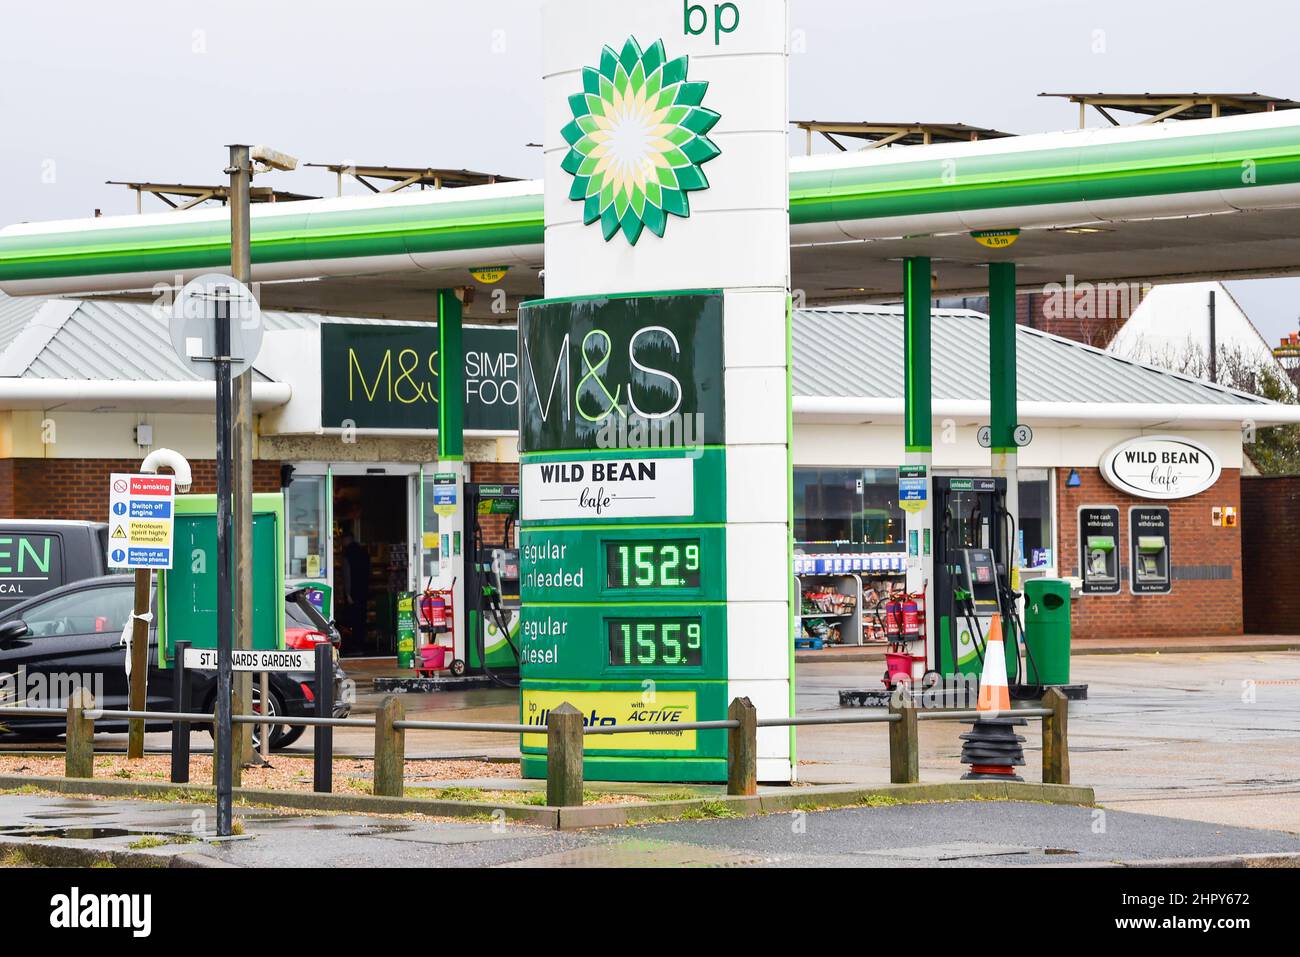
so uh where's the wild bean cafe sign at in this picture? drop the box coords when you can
[1100,435,1221,500]
[521,457,695,521]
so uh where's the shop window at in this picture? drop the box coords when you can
[285,474,328,580]
[794,467,904,551]
[1018,470,1053,567]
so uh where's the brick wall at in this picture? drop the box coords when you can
[1056,466,1242,638]
[0,460,12,520]
[470,461,520,549]
[941,289,1140,348]
[1241,476,1300,634]
[0,457,283,522]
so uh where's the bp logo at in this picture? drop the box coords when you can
[560,36,721,245]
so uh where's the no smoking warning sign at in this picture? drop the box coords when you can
[107,473,176,570]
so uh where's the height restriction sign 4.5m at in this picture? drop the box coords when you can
[107,473,176,570]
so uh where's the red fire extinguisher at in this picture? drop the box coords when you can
[418,585,453,634]
[423,595,454,631]
[902,596,919,638]
[884,598,901,640]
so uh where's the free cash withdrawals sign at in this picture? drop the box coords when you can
[107,474,175,570]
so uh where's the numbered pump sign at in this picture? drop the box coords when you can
[107,473,175,570]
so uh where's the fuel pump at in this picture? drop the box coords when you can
[932,477,1026,691]
[463,483,522,685]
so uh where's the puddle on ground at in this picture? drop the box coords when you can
[0,826,142,840]
[347,824,414,835]
[237,818,351,830]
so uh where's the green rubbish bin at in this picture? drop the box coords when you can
[1022,578,1072,685]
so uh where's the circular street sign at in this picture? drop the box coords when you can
[169,273,264,381]
[1013,424,1034,447]
[976,426,992,449]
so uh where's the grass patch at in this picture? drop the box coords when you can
[679,800,740,820]
[0,849,33,867]
[230,818,245,836]
[0,784,43,796]
[858,794,902,808]
[657,788,708,802]
[424,786,485,802]
[127,834,198,850]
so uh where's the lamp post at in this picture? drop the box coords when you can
[225,144,297,767]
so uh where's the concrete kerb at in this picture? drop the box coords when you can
[0,836,231,869]
[1120,852,1300,868]
[0,774,559,828]
[0,773,1095,832]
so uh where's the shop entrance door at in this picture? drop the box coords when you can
[332,474,410,658]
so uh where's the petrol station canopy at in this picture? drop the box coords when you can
[3,110,1300,322]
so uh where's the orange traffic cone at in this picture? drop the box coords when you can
[976,615,1010,713]
[961,614,1026,781]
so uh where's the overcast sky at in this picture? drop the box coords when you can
[3,0,1299,340]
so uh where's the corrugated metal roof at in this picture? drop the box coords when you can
[0,293,45,356]
[0,292,411,382]
[793,306,1267,407]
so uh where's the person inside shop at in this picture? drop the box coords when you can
[338,531,371,656]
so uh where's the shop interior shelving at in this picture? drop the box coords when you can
[795,552,907,647]
[797,572,863,646]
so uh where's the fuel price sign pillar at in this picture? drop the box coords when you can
[519,0,792,782]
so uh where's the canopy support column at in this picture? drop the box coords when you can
[435,289,467,665]
[988,260,1021,575]
[903,257,934,677]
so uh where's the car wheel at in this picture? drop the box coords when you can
[248,686,303,751]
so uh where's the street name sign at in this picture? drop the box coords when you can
[183,647,314,672]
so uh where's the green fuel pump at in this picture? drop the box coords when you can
[932,477,1023,686]
[463,483,521,685]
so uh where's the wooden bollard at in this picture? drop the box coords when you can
[726,697,757,796]
[373,695,406,797]
[888,688,919,784]
[65,688,96,779]
[1041,686,1070,785]
[546,702,584,807]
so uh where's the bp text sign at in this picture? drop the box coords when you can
[107,474,175,570]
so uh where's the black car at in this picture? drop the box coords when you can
[0,575,350,750]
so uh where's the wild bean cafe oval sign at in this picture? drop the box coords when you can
[1099,435,1221,500]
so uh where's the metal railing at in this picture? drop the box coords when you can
[0,681,1072,807]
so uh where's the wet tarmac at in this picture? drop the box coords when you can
[7,651,1299,836]
[2,792,1299,868]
